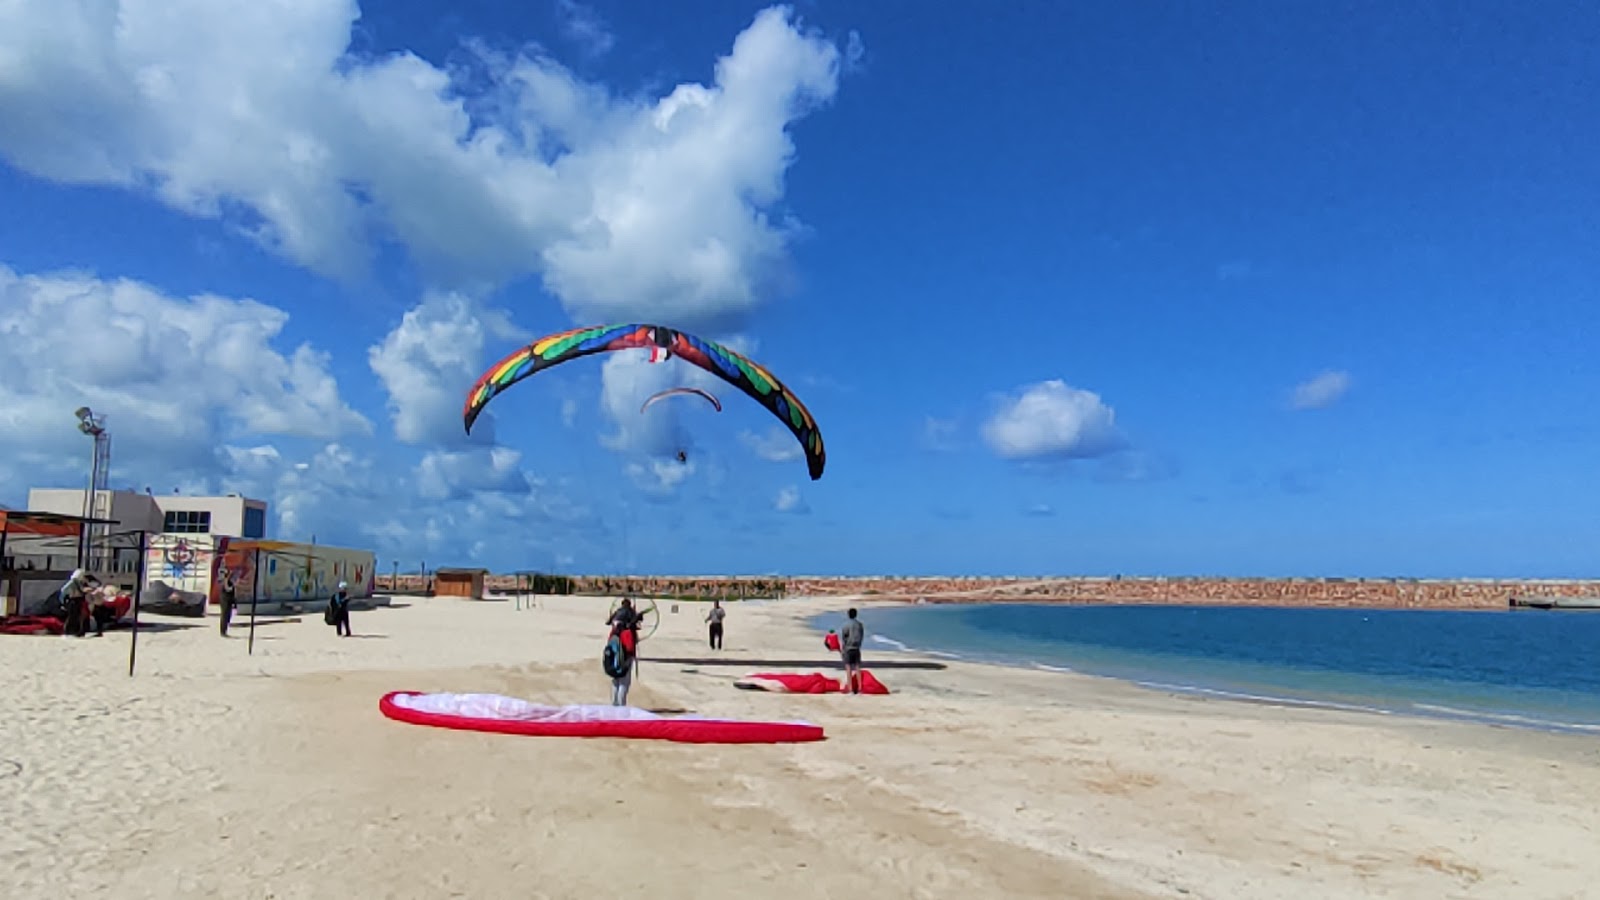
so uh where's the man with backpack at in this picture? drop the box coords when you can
[604,598,643,706]
[326,581,353,637]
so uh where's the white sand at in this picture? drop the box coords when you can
[2,594,1597,899]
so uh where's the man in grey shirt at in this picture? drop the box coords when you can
[839,607,865,694]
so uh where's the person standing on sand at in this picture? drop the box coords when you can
[840,608,865,694]
[705,600,725,650]
[606,598,643,705]
[218,569,237,637]
[330,582,353,637]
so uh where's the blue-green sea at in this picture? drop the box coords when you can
[814,604,1600,734]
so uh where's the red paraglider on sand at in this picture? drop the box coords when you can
[734,671,891,695]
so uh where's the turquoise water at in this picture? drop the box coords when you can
[814,604,1600,734]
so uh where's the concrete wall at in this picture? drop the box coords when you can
[26,488,264,537]
[149,494,254,537]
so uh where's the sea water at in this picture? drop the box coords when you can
[814,604,1600,734]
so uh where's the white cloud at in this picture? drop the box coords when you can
[626,458,695,497]
[1025,503,1054,517]
[415,447,531,501]
[773,485,808,513]
[740,426,803,463]
[0,2,849,326]
[0,264,369,485]
[981,380,1125,461]
[0,3,855,540]
[0,261,604,570]
[555,0,615,57]
[1289,370,1352,410]
[213,439,596,568]
[367,293,525,446]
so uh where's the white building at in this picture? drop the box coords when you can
[25,488,269,539]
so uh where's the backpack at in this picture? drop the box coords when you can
[602,634,630,679]
[324,600,337,626]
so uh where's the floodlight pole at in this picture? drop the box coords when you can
[74,407,109,571]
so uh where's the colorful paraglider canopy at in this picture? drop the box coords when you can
[463,323,825,480]
[640,386,723,414]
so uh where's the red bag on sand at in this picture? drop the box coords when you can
[854,671,890,695]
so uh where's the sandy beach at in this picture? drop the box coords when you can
[2,594,1597,900]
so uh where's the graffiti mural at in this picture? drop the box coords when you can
[144,534,219,616]
[213,539,375,605]
[143,536,375,616]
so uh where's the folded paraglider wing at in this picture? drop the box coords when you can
[463,323,826,480]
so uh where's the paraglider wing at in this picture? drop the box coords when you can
[640,387,723,414]
[662,331,825,481]
[463,323,826,480]
[464,324,662,434]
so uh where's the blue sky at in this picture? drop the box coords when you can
[1,1,1596,577]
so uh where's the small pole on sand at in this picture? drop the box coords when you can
[248,547,261,656]
[127,531,147,677]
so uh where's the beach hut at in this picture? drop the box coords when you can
[434,567,488,600]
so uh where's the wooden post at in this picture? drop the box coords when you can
[248,547,261,656]
[127,531,147,677]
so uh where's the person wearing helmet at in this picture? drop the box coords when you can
[329,580,353,637]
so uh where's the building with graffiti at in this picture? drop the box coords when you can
[143,534,375,616]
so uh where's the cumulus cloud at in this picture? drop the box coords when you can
[1289,370,1352,410]
[367,293,525,446]
[0,264,369,484]
[0,2,848,328]
[773,485,808,513]
[626,458,695,497]
[981,380,1125,461]
[415,447,532,501]
[0,260,602,569]
[0,2,854,526]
